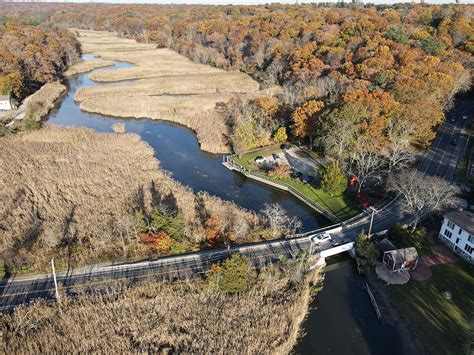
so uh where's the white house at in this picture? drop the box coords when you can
[0,95,12,111]
[439,211,474,263]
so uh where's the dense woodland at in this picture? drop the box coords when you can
[3,2,470,189]
[0,18,80,100]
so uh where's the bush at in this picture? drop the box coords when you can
[355,231,380,266]
[321,161,347,196]
[112,122,125,133]
[388,223,434,255]
[268,164,291,178]
[273,127,287,144]
[219,254,251,293]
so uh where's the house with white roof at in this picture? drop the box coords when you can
[0,94,12,111]
[439,210,474,263]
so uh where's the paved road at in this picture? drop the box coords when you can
[1,97,472,312]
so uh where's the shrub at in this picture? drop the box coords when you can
[388,223,434,255]
[219,254,251,293]
[268,164,291,178]
[321,161,347,196]
[273,127,287,144]
[112,122,125,133]
[355,231,380,266]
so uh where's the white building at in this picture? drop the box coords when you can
[0,95,12,111]
[439,211,474,263]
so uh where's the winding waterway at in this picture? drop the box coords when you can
[47,55,403,354]
[48,54,328,231]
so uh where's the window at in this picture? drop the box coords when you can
[444,229,452,239]
[469,235,473,244]
[459,228,463,235]
[447,220,455,229]
[464,244,473,255]
[456,238,460,245]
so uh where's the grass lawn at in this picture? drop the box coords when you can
[232,146,361,221]
[383,261,474,355]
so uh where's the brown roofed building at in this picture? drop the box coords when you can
[382,247,419,272]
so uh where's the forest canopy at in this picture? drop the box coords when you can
[0,18,81,100]
[1,3,472,190]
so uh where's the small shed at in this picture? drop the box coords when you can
[383,247,419,272]
[0,95,12,111]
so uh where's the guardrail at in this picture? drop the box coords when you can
[224,155,341,223]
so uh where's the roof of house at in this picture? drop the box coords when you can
[377,238,397,252]
[384,247,418,263]
[444,210,474,235]
[0,95,10,101]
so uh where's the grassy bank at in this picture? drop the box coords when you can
[64,58,115,77]
[233,147,361,221]
[381,261,474,355]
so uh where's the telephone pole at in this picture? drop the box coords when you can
[51,258,60,301]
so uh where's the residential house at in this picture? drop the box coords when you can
[382,247,419,272]
[0,95,12,111]
[439,211,474,263]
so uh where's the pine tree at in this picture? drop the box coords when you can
[219,254,251,293]
[321,161,347,196]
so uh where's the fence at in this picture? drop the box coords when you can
[223,155,341,223]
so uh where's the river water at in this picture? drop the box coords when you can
[47,55,402,354]
[48,54,328,231]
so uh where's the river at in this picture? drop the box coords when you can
[47,55,402,354]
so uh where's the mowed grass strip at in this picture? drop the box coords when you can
[385,262,474,355]
[233,147,361,221]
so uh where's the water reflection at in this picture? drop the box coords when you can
[47,55,328,231]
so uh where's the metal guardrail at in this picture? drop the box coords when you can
[224,155,341,223]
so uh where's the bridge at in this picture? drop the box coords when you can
[0,98,471,312]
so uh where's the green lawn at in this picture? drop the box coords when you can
[384,262,474,355]
[232,146,361,221]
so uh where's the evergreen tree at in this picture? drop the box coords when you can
[355,231,380,266]
[219,254,251,293]
[321,161,347,196]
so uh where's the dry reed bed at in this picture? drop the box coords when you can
[25,81,66,121]
[72,29,263,153]
[0,126,257,270]
[64,59,115,77]
[1,266,323,353]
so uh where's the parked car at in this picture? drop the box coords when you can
[450,116,456,122]
[463,115,468,120]
[272,153,282,161]
[303,175,314,184]
[311,233,331,244]
[451,138,458,146]
[331,238,348,247]
[255,156,265,164]
[291,171,303,179]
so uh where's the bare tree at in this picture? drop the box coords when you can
[349,149,385,193]
[260,203,302,238]
[388,170,460,231]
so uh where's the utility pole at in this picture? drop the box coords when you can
[51,258,60,301]
[367,207,376,240]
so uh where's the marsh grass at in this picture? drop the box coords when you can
[0,126,258,271]
[1,263,323,354]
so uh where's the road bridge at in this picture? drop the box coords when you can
[1,97,472,312]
